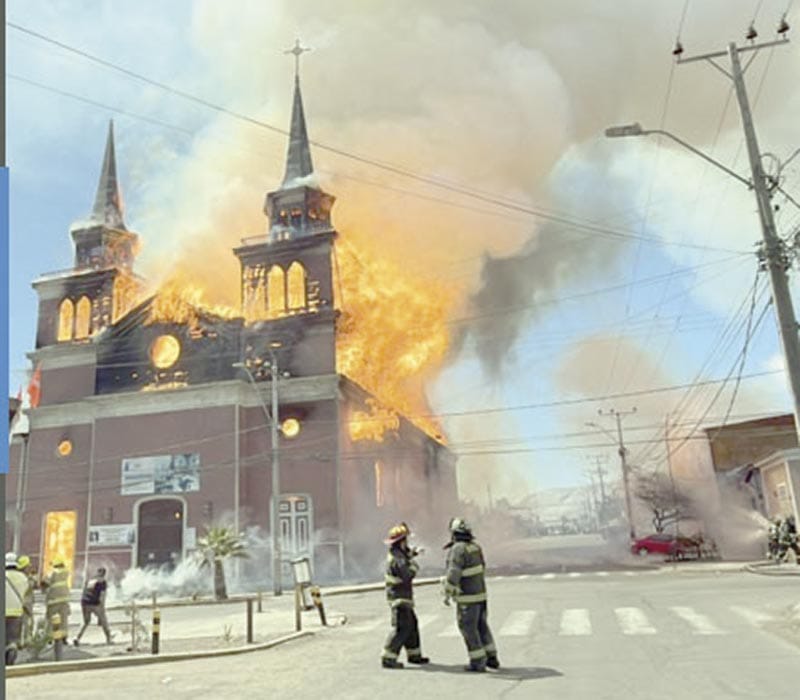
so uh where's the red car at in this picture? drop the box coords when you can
[631,533,700,559]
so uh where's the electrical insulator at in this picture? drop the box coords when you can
[778,16,790,36]
[672,40,684,57]
[746,24,758,42]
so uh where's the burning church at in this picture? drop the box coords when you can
[6,66,458,586]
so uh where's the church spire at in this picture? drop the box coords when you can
[281,40,314,188]
[91,120,126,230]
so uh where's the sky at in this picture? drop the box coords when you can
[7,0,800,503]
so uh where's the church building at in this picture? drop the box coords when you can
[6,67,457,586]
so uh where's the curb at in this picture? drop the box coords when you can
[745,563,800,576]
[6,630,313,678]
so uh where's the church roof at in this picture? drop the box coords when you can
[90,120,127,230]
[281,75,315,188]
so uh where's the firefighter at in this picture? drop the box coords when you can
[5,553,32,665]
[42,557,71,637]
[381,523,430,669]
[767,517,782,560]
[16,555,36,646]
[442,518,499,672]
[778,515,800,564]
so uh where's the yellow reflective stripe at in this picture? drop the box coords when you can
[6,606,24,617]
[484,643,497,653]
[461,564,484,577]
[382,649,399,659]
[385,574,402,584]
[468,648,487,660]
[456,592,487,604]
[391,598,413,608]
[406,647,420,655]
[465,544,481,553]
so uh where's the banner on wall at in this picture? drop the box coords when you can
[121,454,200,495]
[88,524,135,547]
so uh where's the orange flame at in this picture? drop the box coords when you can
[349,398,401,442]
[335,240,456,443]
[146,274,238,327]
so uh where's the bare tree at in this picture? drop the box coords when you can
[634,471,694,534]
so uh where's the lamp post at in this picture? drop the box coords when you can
[234,346,284,596]
[605,33,800,447]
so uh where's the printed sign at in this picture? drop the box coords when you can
[121,453,200,495]
[88,524,135,547]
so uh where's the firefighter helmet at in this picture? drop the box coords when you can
[5,552,18,568]
[51,556,65,568]
[17,555,31,570]
[448,517,472,536]
[385,523,409,545]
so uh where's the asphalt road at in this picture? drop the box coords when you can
[8,570,800,700]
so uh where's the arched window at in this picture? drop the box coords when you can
[57,299,74,342]
[112,277,128,322]
[287,262,306,310]
[75,296,92,339]
[267,265,286,317]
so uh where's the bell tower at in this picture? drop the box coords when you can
[234,41,336,328]
[32,121,144,348]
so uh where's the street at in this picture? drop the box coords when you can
[9,569,800,699]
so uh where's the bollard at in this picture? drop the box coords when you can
[151,608,160,655]
[257,590,263,613]
[129,600,137,652]
[310,586,327,627]
[294,585,302,632]
[246,599,254,643]
[51,612,65,661]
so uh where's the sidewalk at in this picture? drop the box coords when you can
[15,591,309,668]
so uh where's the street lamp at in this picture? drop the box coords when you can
[606,109,800,448]
[604,123,751,188]
[233,343,287,596]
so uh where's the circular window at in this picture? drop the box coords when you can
[281,418,301,439]
[150,335,181,369]
[57,439,73,458]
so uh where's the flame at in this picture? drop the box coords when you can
[42,510,76,585]
[349,398,401,442]
[335,240,457,443]
[146,274,238,327]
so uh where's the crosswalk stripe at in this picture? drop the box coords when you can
[729,605,773,627]
[567,572,581,578]
[595,572,610,577]
[669,606,725,635]
[516,574,530,580]
[542,573,556,580]
[615,607,656,635]
[498,610,537,636]
[559,609,592,636]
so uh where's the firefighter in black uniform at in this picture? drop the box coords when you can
[442,517,499,672]
[381,523,430,669]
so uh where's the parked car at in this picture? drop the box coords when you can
[631,533,700,559]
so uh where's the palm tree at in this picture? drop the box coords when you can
[195,526,249,600]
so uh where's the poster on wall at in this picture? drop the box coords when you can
[88,524,135,547]
[121,454,201,495]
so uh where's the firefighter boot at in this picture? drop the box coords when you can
[486,655,501,669]
[407,655,430,664]
[382,658,405,669]
[464,660,487,672]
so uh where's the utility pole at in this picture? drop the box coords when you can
[676,32,800,443]
[597,408,638,541]
[268,347,283,596]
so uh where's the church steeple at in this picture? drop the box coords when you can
[263,40,335,243]
[70,121,138,272]
[90,120,126,230]
[282,75,314,188]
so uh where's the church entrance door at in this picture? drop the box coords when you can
[137,498,184,569]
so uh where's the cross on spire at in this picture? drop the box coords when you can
[284,38,311,79]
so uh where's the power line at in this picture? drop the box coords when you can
[6,23,747,255]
